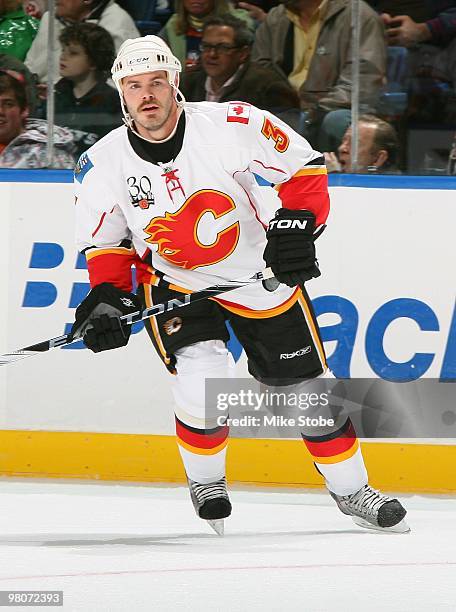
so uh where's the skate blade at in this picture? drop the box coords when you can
[207,519,224,536]
[352,516,411,533]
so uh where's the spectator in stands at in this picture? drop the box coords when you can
[53,23,122,156]
[0,70,75,168]
[324,114,399,173]
[0,0,39,61]
[22,0,47,20]
[369,1,456,48]
[25,0,139,83]
[369,2,456,124]
[181,14,300,118]
[159,0,253,70]
[252,0,386,150]
[0,52,38,114]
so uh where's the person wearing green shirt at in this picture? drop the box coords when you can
[0,0,39,61]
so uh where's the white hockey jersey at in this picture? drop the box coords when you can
[74,101,329,315]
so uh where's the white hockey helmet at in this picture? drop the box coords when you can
[111,36,184,128]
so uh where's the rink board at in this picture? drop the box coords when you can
[0,171,455,492]
[1,431,456,494]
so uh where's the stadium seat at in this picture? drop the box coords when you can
[117,0,172,36]
[378,46,409,117]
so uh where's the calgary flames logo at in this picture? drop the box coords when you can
[144,190,240,270]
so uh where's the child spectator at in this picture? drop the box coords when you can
[0,0,39,61]
[0,70,75,168]
[53,22,122,156]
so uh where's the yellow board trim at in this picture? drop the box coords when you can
[1,430,456,494]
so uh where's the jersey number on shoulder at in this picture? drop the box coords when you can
[261,117,290,153]
[144,190,240,270]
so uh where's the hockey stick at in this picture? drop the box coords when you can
[0,267,277,367]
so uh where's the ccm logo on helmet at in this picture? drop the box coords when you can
[128,57,151,64]
[280,346,311,360]
[268,219,308,230]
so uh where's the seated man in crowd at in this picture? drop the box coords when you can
[0,0,39,61]
[25,0,139,83]
[324,114,399,173]
[53,23,122,157]
[252,0,386,150]
[181,14,300,122]
[0,70,75,168]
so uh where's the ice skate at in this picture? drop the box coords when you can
[330,484,410,533]
[187,476,232,536]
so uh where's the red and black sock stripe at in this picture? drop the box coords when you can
[175,415,229,455]
[302,419,359,464]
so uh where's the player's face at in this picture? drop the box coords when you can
[0,91,27,145]
[201,26,249,86]
[338,123,379,172]
[59,43,93,80]
[122,71,179,141]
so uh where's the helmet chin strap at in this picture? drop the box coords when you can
[122,84,186,144]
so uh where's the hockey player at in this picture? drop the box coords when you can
[71,35,408,535]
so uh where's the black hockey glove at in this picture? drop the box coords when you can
[263,209,321,287]
[71,283,141,353]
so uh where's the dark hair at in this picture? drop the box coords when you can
[59,22,115,78]
[359,114,399,169]
[203,14,254,47]
[0,71,27,111]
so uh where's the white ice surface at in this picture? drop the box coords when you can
[0,480,455,612]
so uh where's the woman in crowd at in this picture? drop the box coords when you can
[160,0,253,69]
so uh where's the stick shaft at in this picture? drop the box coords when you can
[0,267,275,367]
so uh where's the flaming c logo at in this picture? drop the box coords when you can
[144,190,240,270]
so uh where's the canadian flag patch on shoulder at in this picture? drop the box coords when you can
[227,102,251,124]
